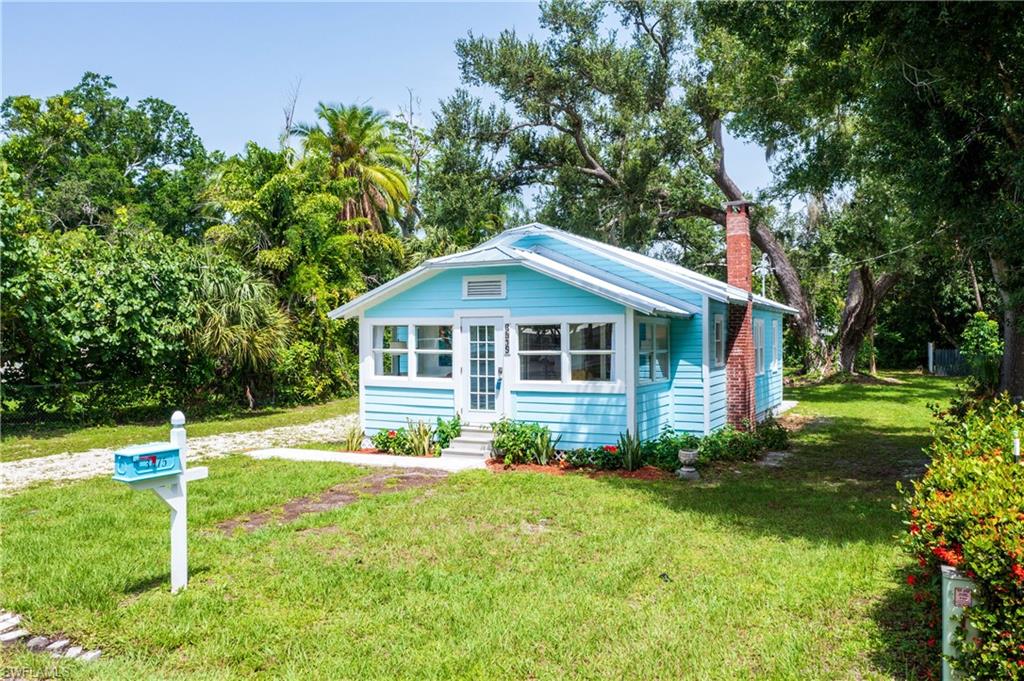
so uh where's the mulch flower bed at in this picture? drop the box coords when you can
[485,460,673,481]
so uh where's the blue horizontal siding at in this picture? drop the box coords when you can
[511,390,627,450]
[669,315,705,435]
[363,386,455,435]
[364,265,623,318]
[636,382,672,440]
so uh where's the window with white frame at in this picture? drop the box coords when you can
[415,325,453,378]
[372,325,409,376]
[772,319,781,370]
[518,324,562,380]
[754,318,766,375]
[517,321,617,383]
[713,314,726,367]
[638,319,670,383]
[569,322,614,381]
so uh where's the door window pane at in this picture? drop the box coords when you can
[468,324,497,410]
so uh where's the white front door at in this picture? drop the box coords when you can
[459,317,505,425]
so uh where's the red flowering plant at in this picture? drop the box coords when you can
[370,427,411,455]
[897,394,1024,679]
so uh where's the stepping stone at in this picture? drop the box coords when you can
[79,650,102,662]
[0,628,28,643]
[26,636,48,650]
[0,615,20,631]
[758,451,790,467]
[64,645,83,658]
[45,639,69,651]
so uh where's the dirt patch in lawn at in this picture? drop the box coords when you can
[485,460,673,481]
[217,468,449,534]
[587,465,675,481]
[778,412,831,432]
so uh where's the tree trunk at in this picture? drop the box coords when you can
[868,326,877,375]
[991,254,1024,400]
[704,117,829,374]
[836,266,899,373]
[749,220,830,373]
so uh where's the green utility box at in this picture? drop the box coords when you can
[940,565,979,681]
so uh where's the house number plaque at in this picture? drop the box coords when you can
[504,323,511,356]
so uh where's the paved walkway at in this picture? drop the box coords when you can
[778,399,798,415]
[0,414,358,493]
[248,448,487,471]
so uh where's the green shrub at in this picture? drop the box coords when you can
[371,427,410,455]
[564,445,622,470]
[341,425,365,451]
[434,415,462,450]
[642,428,701,471]
[406,420,437,457]
[534,429,561,466]
[898,393,1024,679]
[492,420,549,465]
[755,417,790,451]
[697,425,763,464]
[959,311,1003,391]
[618,431,644,471]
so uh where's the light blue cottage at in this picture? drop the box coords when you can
[330,222,795,451]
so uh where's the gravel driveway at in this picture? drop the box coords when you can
[1,414,358,493]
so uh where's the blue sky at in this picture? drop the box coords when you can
[2,2,772,198]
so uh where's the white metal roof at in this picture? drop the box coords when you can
[484,223,798,314]
[328,223,797,319]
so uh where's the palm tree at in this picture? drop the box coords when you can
[191,252,291,407]
[291,104,410,231]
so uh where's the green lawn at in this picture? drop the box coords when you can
[0,373,952,679]
[0,397,358,462]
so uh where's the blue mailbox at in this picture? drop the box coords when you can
[112,442,183,483]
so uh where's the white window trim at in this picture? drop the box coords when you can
[462,274,507,300]
[754,318,766,376]
[371,324,411,378]
[772,318,781,372]
[713,314,726,368]
[413,324,454,379]
[636,317,671,385]
[363,318,457,389]
[509,314,626,393]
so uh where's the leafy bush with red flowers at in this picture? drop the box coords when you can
[898,394,1024,679]
[370,427,411,455]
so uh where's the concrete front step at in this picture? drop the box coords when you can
[456,429,492,442]
[440,425,494,459]
[442,448,489,459]
[445,439,491,454]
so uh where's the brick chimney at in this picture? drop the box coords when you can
[725,200,756,428]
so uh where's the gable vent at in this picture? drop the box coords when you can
[463,275,506,299]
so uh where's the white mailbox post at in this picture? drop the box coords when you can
[112,411,208,593]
